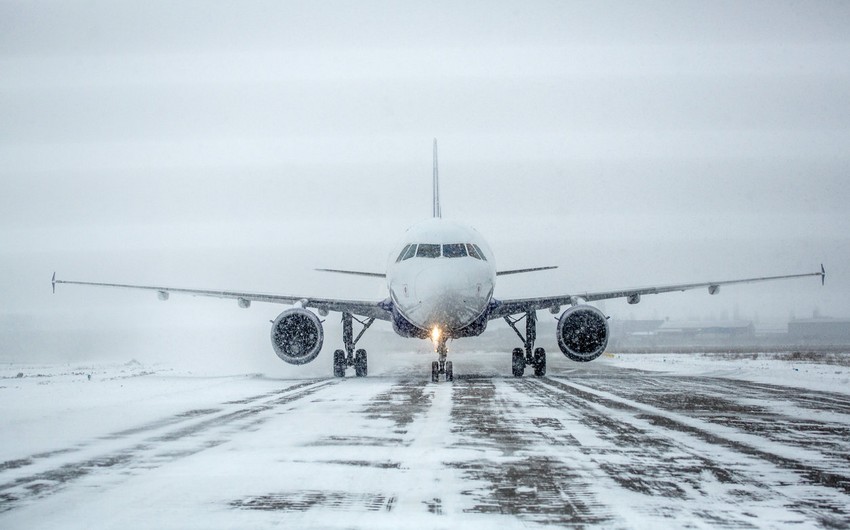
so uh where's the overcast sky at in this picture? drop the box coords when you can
[2,1,848,363]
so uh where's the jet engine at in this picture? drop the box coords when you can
[556,305,609,362]
[270,308,324,365]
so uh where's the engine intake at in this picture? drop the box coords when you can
[270,308,324,365]
[557,305,609,362]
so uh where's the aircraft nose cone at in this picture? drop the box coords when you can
[411,264,489,330]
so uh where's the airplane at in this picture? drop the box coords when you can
[53,140,826,382]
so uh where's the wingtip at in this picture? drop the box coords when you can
[51,272,56,294]
[821,263,826,286]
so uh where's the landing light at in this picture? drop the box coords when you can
[431,326,441,343]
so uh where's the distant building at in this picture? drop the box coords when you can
[657,320,755,338]
[788,318,850,342]
[608,316,850,351]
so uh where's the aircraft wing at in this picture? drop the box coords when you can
[489,266,825,320]
[52,276,392,321]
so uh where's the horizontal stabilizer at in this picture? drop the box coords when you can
[496,266,558,276]
[316,268,387,278]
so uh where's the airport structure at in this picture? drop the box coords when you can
[788,318,850,343]
[608,317,850,351]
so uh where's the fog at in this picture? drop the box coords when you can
[2,1,848,369]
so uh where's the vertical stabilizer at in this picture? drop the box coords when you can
[432,138,441,218]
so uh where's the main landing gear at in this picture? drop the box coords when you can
[333,312,375,378]
[431,335,453,383]
[504,310,546,377]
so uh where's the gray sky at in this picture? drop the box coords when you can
[2,1,848,363]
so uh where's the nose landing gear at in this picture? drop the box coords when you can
[431,336,453,383]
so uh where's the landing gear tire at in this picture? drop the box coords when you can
[512,348,526,377]
[333,349,346,378]
[533,347,546,377]
[431,361,440,383]
[354,349,367,377]
[445,361,453,382]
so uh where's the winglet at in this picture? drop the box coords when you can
[52,272,56,294]
[821,263,826,286]
[432,138,441,218]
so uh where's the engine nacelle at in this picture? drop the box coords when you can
[270,308,324,365]
[556,305,609,362]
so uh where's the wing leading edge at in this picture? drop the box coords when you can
[490,265,825,320]
[54,265,825,325]
[52,276,392,321]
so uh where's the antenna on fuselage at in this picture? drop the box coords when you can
[432,138,441,218]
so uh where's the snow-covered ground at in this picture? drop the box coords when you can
[1,352,849,529]
[611,352,850,396]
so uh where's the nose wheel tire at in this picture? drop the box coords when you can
[431,335,453,382]
[512,348,526,377]
[431,360,453,382]
[354,349,368,377]
[333,349,346,378]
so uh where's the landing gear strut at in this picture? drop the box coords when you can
[504,311,546,377]
[431,335,453,383]
[333,312,375,378]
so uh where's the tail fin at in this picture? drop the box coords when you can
[432,138,441,218]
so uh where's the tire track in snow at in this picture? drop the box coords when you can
[234,377,437,516]
[378,378,451,515]
[0,379,335,513]
[0,378,322,478]
[546,374,850,494]
[523,375,850,527]
[448,376,611,526]
[567,371,850,470]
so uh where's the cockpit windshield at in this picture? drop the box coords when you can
[416,244,441,258]
[442,243,467,258]
[398,242,486,260]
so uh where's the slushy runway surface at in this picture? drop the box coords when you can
[2,354,849,529]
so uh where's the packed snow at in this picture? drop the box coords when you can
[1,351,849,529]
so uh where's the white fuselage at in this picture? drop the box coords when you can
[386,218,496,337]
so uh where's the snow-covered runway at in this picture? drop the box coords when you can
[2,354,849,529]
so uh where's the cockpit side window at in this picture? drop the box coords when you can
[401,244,417,261]
[416,243,441,258]
[396,244,411,262]
[442,243,467,258]
[472,244,487,261]
[466,243,483,260]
